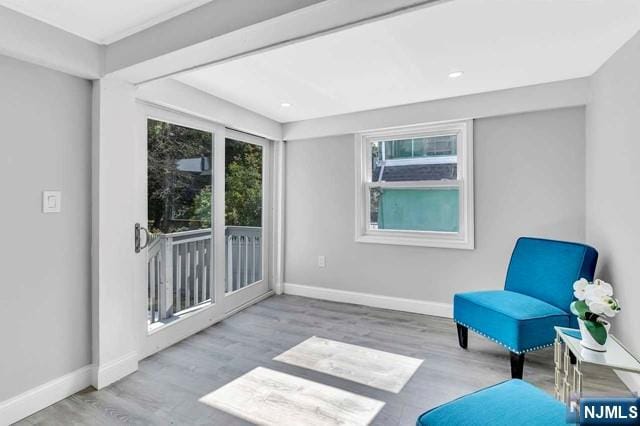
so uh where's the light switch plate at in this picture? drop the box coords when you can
[318,255,326,268]
[42,191,61,213]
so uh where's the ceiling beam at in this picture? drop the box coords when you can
[0,5,103,79]
[106,0,445,84]
[137,79,282,140]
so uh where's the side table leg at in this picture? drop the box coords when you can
[563,344,573,403]
[573,360,583,397]
[554,335,563,400]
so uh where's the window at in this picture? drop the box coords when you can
[355,121,474,249]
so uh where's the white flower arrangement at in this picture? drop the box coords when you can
[570,278,621,346]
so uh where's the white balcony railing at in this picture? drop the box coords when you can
[147,226,262,324]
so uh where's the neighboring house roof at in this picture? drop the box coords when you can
[373,163,457,181]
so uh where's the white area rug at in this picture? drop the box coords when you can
[199,367,385,426]
[274,336,423,393]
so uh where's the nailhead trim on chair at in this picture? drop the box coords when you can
[454,320,553,355]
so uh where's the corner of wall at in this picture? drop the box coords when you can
[92,352,138,390]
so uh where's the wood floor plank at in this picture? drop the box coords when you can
[18,294,629,425]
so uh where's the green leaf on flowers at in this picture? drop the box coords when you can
[570,300,589,319]
[584,320,608,345]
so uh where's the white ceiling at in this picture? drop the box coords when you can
[0,0,213,44]
[175,0,640,123]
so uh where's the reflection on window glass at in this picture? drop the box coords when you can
[385,139,413,159]
[413,136,457,157]
[372,135,458,182]
[370,187,459,232]
[382,135,457,159]
[147,119,213,234]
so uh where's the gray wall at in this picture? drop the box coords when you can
[285,107,586,304]
[0,55,92,401]
[586,32,640,371]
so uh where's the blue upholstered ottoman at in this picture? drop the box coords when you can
[417,380,566,426]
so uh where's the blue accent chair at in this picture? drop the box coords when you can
[417,379,566,426]
[453,237,598,378]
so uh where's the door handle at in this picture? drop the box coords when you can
[135,223,151,253]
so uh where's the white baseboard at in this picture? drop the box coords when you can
[92,351,138,390]
[284,282,453,318]
[0,365,92,425]
[0,351,139,424]
[615,370,640,394]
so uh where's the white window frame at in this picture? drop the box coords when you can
[354,120,474,249]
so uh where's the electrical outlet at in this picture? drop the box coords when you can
[318,255,326,268]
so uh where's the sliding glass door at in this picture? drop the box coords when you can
[146,118,215,325]
[134,106,272,358]
[223,130,270,311]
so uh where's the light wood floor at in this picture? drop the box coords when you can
[19,295,628,425]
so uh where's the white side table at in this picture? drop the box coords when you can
[554,326,640,403]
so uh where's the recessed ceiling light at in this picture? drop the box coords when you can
[281,102,291,108]
[448,71,464,79]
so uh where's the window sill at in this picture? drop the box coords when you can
[355,232,474,250]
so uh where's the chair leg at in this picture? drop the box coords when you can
[456,323,468,349]
[510,352,525,379]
